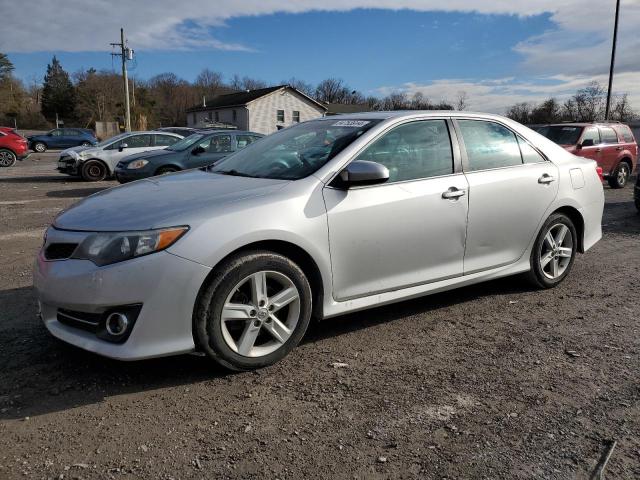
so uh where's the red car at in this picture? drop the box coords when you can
[0,127,29,167]
[535,122,637,188]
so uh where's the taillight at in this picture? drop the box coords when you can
[596,166,604,182]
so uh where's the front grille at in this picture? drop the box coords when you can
[44,243,79,260]
[57,308,102,333]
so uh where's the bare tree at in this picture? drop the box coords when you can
[455,91,468,111]
[610,93,635,122]
[563,81,606,122]
[530,98,561,124]
[505,102,533,124]
[315,78,347,103]
[194,69,224,99]
[282,77,314,97]
[229,74,267,91]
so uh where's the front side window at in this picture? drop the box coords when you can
[211,118,381,180]
[51,129,63,137]
[599,127,618,144]
[581,127,600,146]
[458,120,522,171]
[154,134,179,147]
[293,111,300,123]
[353,120,453,182]
[277,110,285,123]
[125,135,152,148]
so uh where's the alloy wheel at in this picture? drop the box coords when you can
[34,143,46,152]
[0,151,17,167]
[220,270,301,357]
[539,223,574,279]
[617,164,629,187]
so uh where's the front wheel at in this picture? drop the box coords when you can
[81,141,92,147]
[33,142,47,153]
[526,213,577,289]
[81,159,107,181]
[155,166,179,176]
[194,251,313,371]
[0,149,17,167]
[608,162,630,189]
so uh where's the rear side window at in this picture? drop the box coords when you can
[617,126,635,143]
[599,127,618,144]
[211,135,232,153]
[517,136,545,164]
[236,135,256,150]
[126,135,152,148]
[154,134,179,146]
[354,120,453,182]
[458,120,522,171]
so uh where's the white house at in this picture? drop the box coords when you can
[186,85,328,135]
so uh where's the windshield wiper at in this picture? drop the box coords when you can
[214,169,255,178]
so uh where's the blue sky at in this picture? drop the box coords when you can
[3,1,639,113]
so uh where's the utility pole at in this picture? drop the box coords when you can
[605,0,620,121]
[111,28,133,132]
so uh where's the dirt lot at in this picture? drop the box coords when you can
[0,153,638,479]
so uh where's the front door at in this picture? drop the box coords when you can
[455,119,559,274]
[324,119,468,301]
[187,134,233,168]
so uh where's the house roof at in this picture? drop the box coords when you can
[325,103,373,115]
[186,85,327,113]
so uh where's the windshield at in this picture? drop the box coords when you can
[210,119,381,180]
[167,133,206,151]
[96,133,130,148]
[537,125,583,146]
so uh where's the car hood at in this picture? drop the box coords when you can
[53,169,289,231]
[61,145,92,156]
[119,148,182,164]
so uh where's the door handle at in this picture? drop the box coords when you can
[595,148,602,152]
[538,174,555,184]
[442,187,466,199]
[615,146,623,151]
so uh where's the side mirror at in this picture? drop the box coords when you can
[579,139,594,148]
[334,160,389,188]
[191,146,205,155]
[119,143,128,152]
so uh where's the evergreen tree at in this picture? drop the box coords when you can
[0,53,14,82]
[41,56,76,121]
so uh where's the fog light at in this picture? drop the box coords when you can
[105,312,129,336]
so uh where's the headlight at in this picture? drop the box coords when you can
[72,226,188,266]
[127,159,149,169]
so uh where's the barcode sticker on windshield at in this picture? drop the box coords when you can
[331,120,370,127]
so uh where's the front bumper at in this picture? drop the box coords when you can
[34,242,211,360]
[114,166,153,183]
[57,155,80,175]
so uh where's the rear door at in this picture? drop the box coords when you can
[455,119,559,274]
[576,127,602,164]
[598,126,620,175]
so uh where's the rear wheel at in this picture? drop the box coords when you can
[81,160,107,182]
[0,149,17,167]
[194,251,312,371]
[526,213,577,289]
[33,142,46,153]
[608,162,630,189]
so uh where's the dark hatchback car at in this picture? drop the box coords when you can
[28,128,97,152]
[535,122,637,188]
[115,130,263,183]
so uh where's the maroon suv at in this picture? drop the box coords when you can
[535,122,637,188]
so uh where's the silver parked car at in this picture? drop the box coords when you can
[34,112,604,370]
[57,131,183,181]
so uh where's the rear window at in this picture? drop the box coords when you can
[599,127,618,144]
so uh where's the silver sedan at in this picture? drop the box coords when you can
[34,112,604,370]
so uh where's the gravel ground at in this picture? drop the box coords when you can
[0,153,638,479]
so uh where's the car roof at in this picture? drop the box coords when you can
[194,129,261,135]
[322,110,521,122]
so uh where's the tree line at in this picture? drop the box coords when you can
[504,81,635,125]
[0,52,636,131]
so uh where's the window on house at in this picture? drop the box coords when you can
[293,111,300,123]
[277,110,285,123]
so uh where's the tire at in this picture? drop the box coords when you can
[526,213,577,289]
[81,159,108,182]
[194,250,313,371]
[33,142,47,153]
[81,141,92,147]
[0,149,17,167]
[155,166,179,176]
[608,162,630,189]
